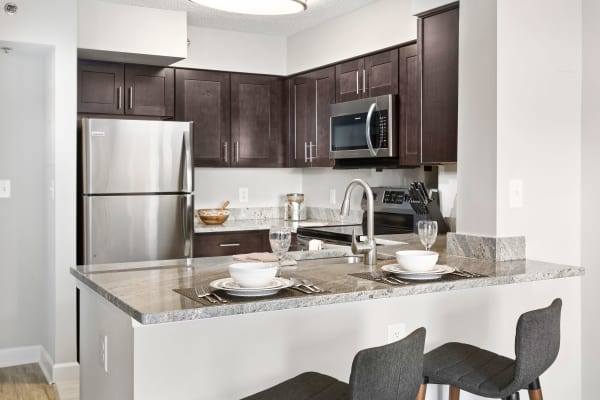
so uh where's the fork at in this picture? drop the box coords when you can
[289,278,313,294]
[301,279,323,293]
[370,271,403,286]
[194,287,218,304]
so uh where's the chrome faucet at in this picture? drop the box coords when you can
[340,179,377,266]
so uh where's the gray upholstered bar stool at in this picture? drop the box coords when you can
[242,328,426,400]
[417,299,562,400]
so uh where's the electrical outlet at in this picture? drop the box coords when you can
[0,180,11,198]
[100,335,108,373]
[387,323,406,344]
[239,187,249,203]
[509,179,523,209]
[329,189,336,205]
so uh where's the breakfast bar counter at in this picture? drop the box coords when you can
[72,235,584,400]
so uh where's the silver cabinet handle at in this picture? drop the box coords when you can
[362,69,366,94]
[356,71,360,95]
[224,141,228,163]
[117,87,122,110]
[235,141,240,163]
[128,87,133,109]
[309,141,314,161]
[219,243,241,247]
[304,142,309,163]
[365,102,378,156]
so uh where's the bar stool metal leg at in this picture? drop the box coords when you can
[528,378,543,400]
[449,385,460,400]
[504,393,520,400]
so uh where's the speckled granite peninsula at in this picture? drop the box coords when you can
[72,234,584,400]
[71,234,583,325]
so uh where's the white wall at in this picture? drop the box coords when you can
[581,0,600,396]
[78,0,187,65]
[0,0,78,383]
[194,168,303,208]
[0,45,50,350]
[287,0,416,74]
[455,0,498,237]
[176,26,287,75]
[496,0,581,265]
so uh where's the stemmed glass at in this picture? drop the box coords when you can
[269,226,292,275]
[417,220,438,251]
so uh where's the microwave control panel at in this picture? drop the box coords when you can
[383,190,406,205]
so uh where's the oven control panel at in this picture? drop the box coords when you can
[383,190,406,205]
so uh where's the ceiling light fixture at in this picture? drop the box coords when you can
[188,0,307,16]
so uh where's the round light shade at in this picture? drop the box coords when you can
[189,0,307,15]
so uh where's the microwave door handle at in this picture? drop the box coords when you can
[365,102,378,156]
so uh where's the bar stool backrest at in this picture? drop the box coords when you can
[348,327,426,400]
[513,298,562,388]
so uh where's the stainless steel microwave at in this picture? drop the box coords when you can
[329,94,397,159]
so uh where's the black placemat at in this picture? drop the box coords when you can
[349,271,485,286]
[174,286,329,306]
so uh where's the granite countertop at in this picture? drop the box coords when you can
[71,234,584,325]
[194,219,346,233]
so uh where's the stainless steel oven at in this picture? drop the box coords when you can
[330,94,397,159]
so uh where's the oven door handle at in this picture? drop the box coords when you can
[365,102,378,157]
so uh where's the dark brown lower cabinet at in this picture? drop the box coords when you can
[193,230,270,257]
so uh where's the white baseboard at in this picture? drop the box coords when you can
[53,362,80,385]
[39,346,54,384]
[0,345,79,387]
[0,345,43,369]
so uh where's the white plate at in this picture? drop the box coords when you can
[209,277,292,297]
[381,264,455,281]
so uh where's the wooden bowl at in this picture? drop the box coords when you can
[196,209,230,225]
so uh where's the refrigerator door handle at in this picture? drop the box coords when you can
[183,128,193,192]
[182,195,194,258]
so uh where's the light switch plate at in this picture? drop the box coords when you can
[0,180,11,198]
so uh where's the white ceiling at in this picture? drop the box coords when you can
[101,0,379,35]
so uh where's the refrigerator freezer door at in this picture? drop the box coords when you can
[81,118,193,194]
[83,194,194,264]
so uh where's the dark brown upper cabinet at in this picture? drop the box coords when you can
[399,43,420,166]
[78,60,174,118]
[78,60,124,114]
[175,69,230,167]
[335,49,398,103]
[230,73,285,168]
[417,2,459,164]
[125,65,174,117]
[291,67,335,167]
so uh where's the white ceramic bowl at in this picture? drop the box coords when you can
[395,250,439,272]
[228,262,278,288]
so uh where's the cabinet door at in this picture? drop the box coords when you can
[364,49,399,97]
[399,44,420,166]
[230,74,284,167]
[125,65,174,117]
[291,76,311,167]
[418,3,459,163]
[175,70,230,167]
[335,58,364,102]
[193,230,270,257]
[306,67,335,167]
[78,60,124,114]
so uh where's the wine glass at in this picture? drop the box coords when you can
[417,220,438,251]
[269,226,292,274]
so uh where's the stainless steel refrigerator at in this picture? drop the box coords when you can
[80,118,194,264]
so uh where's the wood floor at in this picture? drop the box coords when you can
[0,364,57,400]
